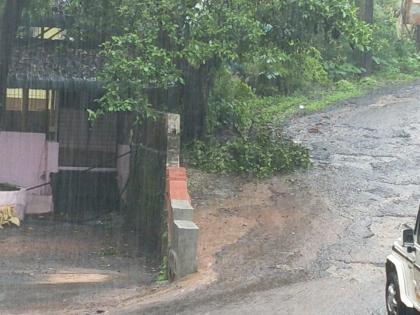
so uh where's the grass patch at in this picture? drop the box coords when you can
[254,71,420,122]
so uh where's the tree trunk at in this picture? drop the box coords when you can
[181,62,217,143]
[416,26,420,52]
[0,0,26,126]
[356,0,374,75]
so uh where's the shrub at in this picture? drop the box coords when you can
[187,133,310,177]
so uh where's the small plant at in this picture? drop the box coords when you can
[156,256,169,284]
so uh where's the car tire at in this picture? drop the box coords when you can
[386,271,416,315]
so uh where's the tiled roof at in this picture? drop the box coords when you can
[8,42,102,89]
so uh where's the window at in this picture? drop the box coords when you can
[29,89,48,111]
[6,88,50,112]
[6,88,23,111]
[4,88,56,135]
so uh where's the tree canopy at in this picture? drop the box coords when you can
[0,0,382,140]
[62,0,372,139]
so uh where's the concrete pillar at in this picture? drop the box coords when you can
[171,200,194,221]
[169,220,199,280]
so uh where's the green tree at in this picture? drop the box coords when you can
[89,0,371,141]
[243,0,372,94]
[22,0,365,142]
[92,0,263,141]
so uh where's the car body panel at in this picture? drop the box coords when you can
[388,241,415,309]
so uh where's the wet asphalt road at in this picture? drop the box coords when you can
[175,84,420,315]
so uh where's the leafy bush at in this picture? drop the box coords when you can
[207,67,256,135]
[194,73,312,177]
[187,135,310,177]
[324,61,366,80]
[208,68,309,136]
[398,54,420,75]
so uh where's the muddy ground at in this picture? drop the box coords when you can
[0,214,159,315]
[118,82,420,315]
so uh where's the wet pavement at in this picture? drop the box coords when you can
[165,84,420,315]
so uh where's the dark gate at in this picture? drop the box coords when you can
[52,108,120,220]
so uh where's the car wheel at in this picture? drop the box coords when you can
[386,271,415,315]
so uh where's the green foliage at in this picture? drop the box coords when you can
[324,61,366,80]
[256,0,372,51]
[88,0,263,116]
[399,54,420,75]
[371,0,415,70]
[188,136,310,177]
[65,0,123,44]
[191,68,312,177]
[23,0,55,19]
[156,256,169,284]
[207,67,256,134]
[321,0,416,80]
[60,0,372,119]
[208,68,314,137]
[190,61,420,177]
[243,46,330,95]
[98,33,181,116]
[237,0,372,96]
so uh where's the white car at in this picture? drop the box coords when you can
[386,208,420,315]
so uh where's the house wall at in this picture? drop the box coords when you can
[0,131,59,194]
[58,109,118,168]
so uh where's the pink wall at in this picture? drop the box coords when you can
[0,132,59,195]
